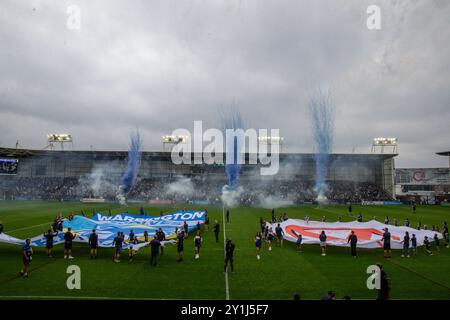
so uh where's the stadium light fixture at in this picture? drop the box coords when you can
[47,133,72,142]
[258,136,284,144]
[161,135,188,143]
[162,135,188,152]
[44,133,73,150]
[258,135,284,153]
[372,137,398,153]
[373,137,397,146]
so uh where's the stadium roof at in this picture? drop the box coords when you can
[436,151,450,156]
[0,147,397,160]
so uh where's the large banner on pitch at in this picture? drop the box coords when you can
[0,210,206,251]
[271,219,441,249]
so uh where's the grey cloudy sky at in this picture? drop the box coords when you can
[0,0,449,168]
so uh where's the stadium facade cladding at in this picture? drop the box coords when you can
[0,147,397,197]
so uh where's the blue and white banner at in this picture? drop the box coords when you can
[0,210,206,251]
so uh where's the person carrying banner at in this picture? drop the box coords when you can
[267,227,274,251]
[411,234,418,256]
[177,230,184,262]
[319,231,327,256]
[64,227,76,259]
[150,236,161,266]
[113,232,124,262]
[423,236,433,255]
[434,234,440,253]
[401,231,410,258]
[224,239,235,273]
[347,230,357,257]
[88,229,98,259]
[296,233,303,252]
[129,229,135,243]
[275,223,284,248]
[20,239,33,278]
[44,229,58,258]
[255,232,262,260]
[156,228,166,255]
[194,231,202,259]
[382,228,391,258]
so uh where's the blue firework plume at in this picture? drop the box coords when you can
[120,131,142,194]
[309,89,334,197]
[221,110,244,191]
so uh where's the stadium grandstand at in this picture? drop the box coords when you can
[0,147,395,204]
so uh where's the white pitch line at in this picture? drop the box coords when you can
[222,205,230,300]
[0,295,195,300]
[7,222,53,234]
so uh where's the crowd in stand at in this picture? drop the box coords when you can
[0,176,393,204]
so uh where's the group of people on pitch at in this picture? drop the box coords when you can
[254,215,449,261]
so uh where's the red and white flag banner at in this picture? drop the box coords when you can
[270,219,442,249]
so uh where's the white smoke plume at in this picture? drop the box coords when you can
[221,185,244,208]
[257,194,294,209]
[77,162,122,199]
[165,176,195,198]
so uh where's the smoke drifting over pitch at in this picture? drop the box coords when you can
[309,89,334,204]
[165,176,195,199]
[78,162,121,198]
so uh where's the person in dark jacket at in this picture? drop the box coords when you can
[401,231,410,258]
[177,230,185,262]
[150,236,161,266]
[88,229,98,259]
[382,228,392,258]
[156,228,166,255]
[44,229,58,258]
[224,239,235,273]
[20,239,33,278]
[64,228,76,259]
[319,231,327,256]
[376,264,391,300]
[347,230,358,257]
[213,220,220,243]
[321,291,336,301]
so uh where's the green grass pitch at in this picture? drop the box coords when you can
[0,201,449,300]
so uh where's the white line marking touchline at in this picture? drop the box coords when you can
[7,222,53,234]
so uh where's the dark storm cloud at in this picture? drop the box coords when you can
[0,0,449,167]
